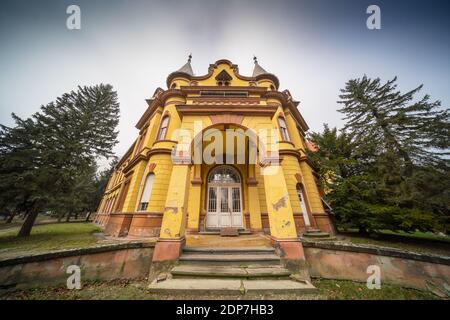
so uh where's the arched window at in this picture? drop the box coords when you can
[296,183,310,226]
[134,130,147,156]
[208,166,241,184]
[278,117,290,141]
[139,174,155,211]
[157,116,169,141]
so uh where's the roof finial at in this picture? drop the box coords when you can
[188,53,192,63]
[253,55,258,64]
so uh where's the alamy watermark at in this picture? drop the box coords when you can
[66,265,81,289]
[366,5,381,30]
[66,5,81,30]
[366,265,381,289]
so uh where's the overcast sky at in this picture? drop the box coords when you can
[1,0,449,166]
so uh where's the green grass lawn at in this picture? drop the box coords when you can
[313,279,440,300]
[336,229,450,257]
[0,279,441,300]
[0,222,102,260]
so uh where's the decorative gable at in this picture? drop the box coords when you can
[215,70,233,86]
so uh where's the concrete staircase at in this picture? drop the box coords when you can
[148,246,317,295]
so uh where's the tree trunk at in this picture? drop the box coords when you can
[85,211,92,222]
[6,212,16,223]
[17,210,39,237]
[66,212,71,222]
[57,212,65,222]
[75,212,79,220]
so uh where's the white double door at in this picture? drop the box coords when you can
[206,184,243,229]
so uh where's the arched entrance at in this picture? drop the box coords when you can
[206,165,243,229]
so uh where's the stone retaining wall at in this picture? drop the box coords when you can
[1,238,449,296]
[302,240,450,296]
[0,242,154,290]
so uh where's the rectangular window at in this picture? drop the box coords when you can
[200,91,248,97]
[232,187,240,212]
[208,187,217,212]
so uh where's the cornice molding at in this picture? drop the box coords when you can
[176,104,278,117]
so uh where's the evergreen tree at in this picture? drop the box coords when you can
[0,84,120,236]
[338,76,449,167]
[310,76,449,234]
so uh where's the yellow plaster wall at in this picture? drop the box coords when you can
[255,164,268,213]
[145,109,162,148]
[281,155,302,213]
[159,164,191,239]
[147,154,173,213]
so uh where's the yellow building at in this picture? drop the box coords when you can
[94,57,334,261]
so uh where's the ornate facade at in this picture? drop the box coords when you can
[94,58,334,261]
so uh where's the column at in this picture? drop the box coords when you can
[261,161,305,260]
[247,164,262,232]
[153,156,191,261]
[187,164,202,232]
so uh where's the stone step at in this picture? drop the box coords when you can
[183,246,275,255]
[171,265,291,279]
[198,229,253,236]
[303,231,332,238]
[305,228,322,233]
[198,231,220,235]
[179,253,281,266]
[148,278,318,295]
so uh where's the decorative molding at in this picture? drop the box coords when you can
[209,114,244,125]
[152,139,178,146]
[176,104,278,117]
[147,163,157,173]
[191,178,203,185]
[247,178,258,186]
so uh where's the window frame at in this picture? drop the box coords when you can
[277,116,291,142]
[138,173,155,212]
[157,114,170,141]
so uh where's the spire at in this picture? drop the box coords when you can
[252,55,269,77]
[176,53,194,76]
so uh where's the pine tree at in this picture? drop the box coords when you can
[0,84,120,236]
[331,76,449,233]
[338,76,449,166]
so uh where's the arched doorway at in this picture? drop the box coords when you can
[206,166,243,229]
